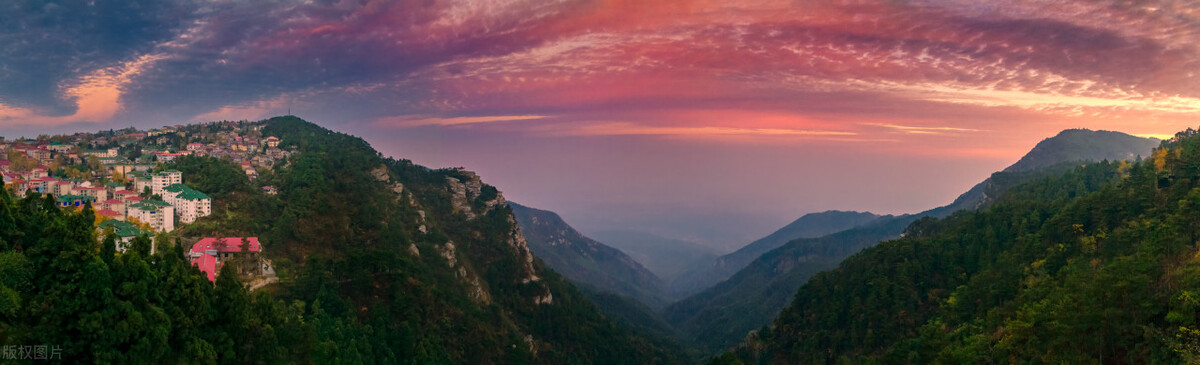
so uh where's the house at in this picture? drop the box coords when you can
[157,153,181,163]
[56,194,97,208]
[186,143,205,151]
[46,142,74,153]
[127,199,174,232]
[96,220,152,252]
[188,237,264,282]
[263,136,280,148]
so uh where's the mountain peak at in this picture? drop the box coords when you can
[1003,129,1159,173]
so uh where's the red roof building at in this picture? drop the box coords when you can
[188,237,262,282]
[192,254,218,282]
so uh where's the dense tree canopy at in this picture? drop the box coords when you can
[721,128,1200,364]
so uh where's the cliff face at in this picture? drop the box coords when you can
[510,202,668,309]
[240,116,685,363]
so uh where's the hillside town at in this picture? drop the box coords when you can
[0,120,289,282]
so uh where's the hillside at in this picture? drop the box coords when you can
[510,202,670,309]
[668,128,1159,355]
[0,116,688,363]
[669,211,882,297]
[721,129,1200,363]
[591,229,719,284]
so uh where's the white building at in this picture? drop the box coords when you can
[150,170,182,196]
[128,200,175,232]
[162,183,212,224]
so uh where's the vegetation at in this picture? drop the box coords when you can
[721,128,1200,363]
[0,116,687,363]
[510,202,670,309]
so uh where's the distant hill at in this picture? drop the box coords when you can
[668,211,882,298]
[720,128,1200,363]
[590,229,719,284]
[666,128,1160,355]
[510,203,671,309]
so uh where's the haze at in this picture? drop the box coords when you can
[2,0,1197,250]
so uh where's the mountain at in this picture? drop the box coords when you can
[720,129,1200,363]
[510,202,670,309]
[669,210,882,297]
[940,129,1159,213]
[1003,128,1159,173]
[1,116,688,363]
[667,128,1159,355]
[590,229,719,284]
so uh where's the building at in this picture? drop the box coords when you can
[127,199,174,232]
[162,183,212,223]
[100,199,126,216]
[96,220,152,252]
[56,195,97,208]
[263,136,280,147]
[157,153,181,163]
[188,237,264,282]
[150,170,183,196]
[72,186,109,202]
[54,180,75,196]
[83,148,119,158]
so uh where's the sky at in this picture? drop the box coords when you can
[2,0,1199,251]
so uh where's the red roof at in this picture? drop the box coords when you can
[191,237,261,255]
[123,196,143,202]
[56,180,71,185]
[0,161,10,166]
[191,254,218,282]
[95,209,121,217]
[114,189,135,195]
[103,199,123,204]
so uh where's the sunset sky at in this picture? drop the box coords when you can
[2,0,1199,249]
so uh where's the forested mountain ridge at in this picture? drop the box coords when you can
[670,211,882,298]
[717,129,1200,363]
[0,116,687,363]
[668,128,1160,355]
[510,202,670,309]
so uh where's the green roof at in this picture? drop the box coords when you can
[104,181,124,188]
[130,199,171,210]
[56,194,96,203]
[175,189,210,201]
[164,183,188,193]
[97,220,150,238]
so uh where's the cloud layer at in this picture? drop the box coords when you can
[2,0,1198,244]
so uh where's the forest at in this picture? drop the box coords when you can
[0,117,686,364]
[716,129,1200,363]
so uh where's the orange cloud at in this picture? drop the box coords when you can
[372,114,549,128]
[0,53,164,125]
